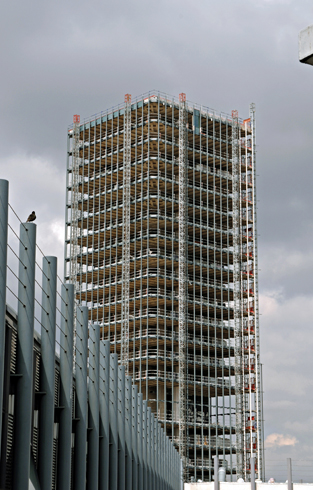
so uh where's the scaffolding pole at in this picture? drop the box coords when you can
[178,92,187,477]
[250,103,263,480]
[69,114,81,295]
[232,110,244,480]
[122,94,131,374]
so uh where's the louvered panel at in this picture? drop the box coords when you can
[72,386,75,418]
[54,368,60,406]
[5,413,14,490]
[9,329,17,374]
[32,426,39,466]
[52,438,58,489]
[70,446,74,490]
[34,352,40,392]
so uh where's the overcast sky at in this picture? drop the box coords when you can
[1,0,313,481]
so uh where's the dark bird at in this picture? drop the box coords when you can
[26,211,36,223]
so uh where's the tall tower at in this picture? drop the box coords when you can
[65,92,263,482]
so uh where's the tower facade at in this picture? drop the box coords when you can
[65,92,263,482]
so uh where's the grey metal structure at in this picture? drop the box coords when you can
[38,256,57,490]
[0,179,8,464]
[64,91,263,481]
[14,222,37,490]
[0,179,181,490]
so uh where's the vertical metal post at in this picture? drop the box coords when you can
[178,93,187,477]
[158,424,162,490]
[74,306,88,490]
[232,109,244,479]
[142,400,147,490]
[13,222,36,490]
[251,457,256,490]
[57,283,74,490]
[109,354,119,490]
[138,393,143,490]
[165,436,168,490]
[0,179,8,464]
[125,375,132,490]
[99,340,110,489]
[214,455,219,490]
[0,325,11,487]
[287,458,293,490]
[122,94,131,374]
[150,410,154,489]
[250,103,263,480]
[69,115,81,294]
[118,365,126,490]
[87,323,100,489]
[132,384,138,490]
[154,419,158,490]
[38,256,57,490]
[147,407,151,489]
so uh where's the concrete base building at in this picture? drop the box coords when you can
[64,92,264,482]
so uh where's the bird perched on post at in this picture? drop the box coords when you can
[26,211,36,223]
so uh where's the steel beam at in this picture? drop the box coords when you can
[118,365,126,490]
[137,393,143,490]
[74,306,88,490]
[132,384,138,490]
[125,375,132,490]
[0,179,8,464]
[13,222,36,490]
[38,256,57,490]
[99,340,110,489]
[109,354,119,490]
[57,283,75,490]
[87,323,100,489]
[142,400,147,490]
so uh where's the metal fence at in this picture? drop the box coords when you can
[0,178,182,490]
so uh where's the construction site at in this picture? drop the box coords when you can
[64,91,264,482]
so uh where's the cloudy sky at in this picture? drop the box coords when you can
[1,0,313,481]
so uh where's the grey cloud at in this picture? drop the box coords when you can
[1,0,313,481]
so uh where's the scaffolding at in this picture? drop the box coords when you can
[178,92,187,477]
[122,94,132,374]
[68,114,81,295]
[232,110,244,479]
[64,92,263,482]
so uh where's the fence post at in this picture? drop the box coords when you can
[142,400,147,490]
[214,455,219,490]
[118,364,126,490]
[132,384,138,490]
[147,407,151,489]
[158,424,162,490]
[125,375,132,490]
[74,306,88,490]
[57,283,74,490]
[150,413,155,490]
[13,222,36,490]
[38,256,57,490]
[87,323,100,489]
[251,457,256,490]
[99,340,110,489]
[287,458,293,490]
[0,179,8,464]
[138,393,144,490]
[109,354,119,490]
